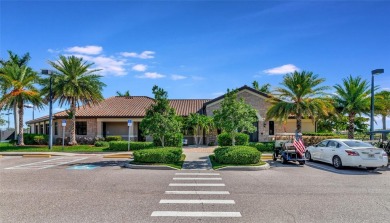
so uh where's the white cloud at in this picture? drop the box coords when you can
[65,45,103,55]
[47,48,60,54]
[171,74,187,80]
[381,87,390,91]
[191,76,205,81]
[121,51,155,59]
[132,64,147,72]
[135,72,165,79]
[70,54,127,76]
[263,64,300,75]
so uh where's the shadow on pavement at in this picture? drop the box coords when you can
[66,160,128,168]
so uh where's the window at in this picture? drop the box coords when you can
[317,140,328,147]
[327,141,337,148]
[54,122,58,135]
[76,122,87,135]
[45,124,49,135]
[35,125,38,134]
[40,124,44,134]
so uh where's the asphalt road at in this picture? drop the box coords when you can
[0,156,389,223]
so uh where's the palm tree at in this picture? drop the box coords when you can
[116,90,130,97]
[266,71,331,134]
[375,90,390,138]
[186,113,214,146]
[0,64,43,145]
[44,55,106,145]
[0,51,31,139]
[333,75,371,139]
[252,80,271,94]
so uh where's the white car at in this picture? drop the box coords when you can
[305,139,388,170]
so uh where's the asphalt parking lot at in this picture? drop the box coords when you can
[0,156,389,223]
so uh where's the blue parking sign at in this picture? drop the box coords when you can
[128,119,133,126]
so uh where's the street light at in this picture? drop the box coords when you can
[24,104,34,120]
[370,68,384,140]
[42,69,54,150]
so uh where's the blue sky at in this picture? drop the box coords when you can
[1,0,390,129]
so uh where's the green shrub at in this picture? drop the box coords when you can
[303,132,335,136]
[153,133,183,147]
[249,142,275,152]
[217,132,249,146]
[105,136,122,141]
[108,141,154,151]
[33,135,48,145]
[23,134,48,145]
[214,146,261,164]
[94,141,109,147]
[133,147,183,163]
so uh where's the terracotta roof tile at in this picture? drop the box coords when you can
[27,96,211,123]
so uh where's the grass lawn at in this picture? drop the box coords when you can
[209,154,267,170]
[129,154,186,170]
[0,142,111,153]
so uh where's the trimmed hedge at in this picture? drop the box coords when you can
[133,147,183,163]
[94,141,109,147]
[23,134,48,145]
[214,146,261,164]
[108,141,154,151]
[249,142,275,152]
[303,132,335,136]
[217,132,249,146]
[153,133,183,147]
[105,136,122,141]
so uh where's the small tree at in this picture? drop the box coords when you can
[186,113,214,146]
[213,89,258,146]
[140,85,182,147]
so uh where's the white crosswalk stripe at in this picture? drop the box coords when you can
[5,157,87,170]
[152,172,241,218]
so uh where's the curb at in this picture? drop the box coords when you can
[23,154,52,158]
[103,154,132,159]
[215,163,270,171]
[122,163,179,170]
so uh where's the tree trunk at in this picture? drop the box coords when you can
[13,103,19,140]
[296,114,302,134]
[231,132,236,146]
[348,113,355,139]
[382,115,387,140]
[69,100,77,145]
[161,136,165,147]
[18,102,24,146]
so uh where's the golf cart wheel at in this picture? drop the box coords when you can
[272,153,277,161]
[299,161,305,165]
[281,156,288,164]
[366,167,377,171]
[332,156,343,169]
[305,151,312,161]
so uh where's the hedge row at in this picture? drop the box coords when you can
[217,133,249,146]
[108,141,154,151]
[133,147,183,163]
[23,134,48,145]
[105,136,122,141]
[153,133,183,147]
[248,142,275,152]
[214,146,261,164]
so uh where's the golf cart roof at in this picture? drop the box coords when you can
[368,130,390,134]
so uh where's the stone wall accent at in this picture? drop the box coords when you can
[54,118,97,140]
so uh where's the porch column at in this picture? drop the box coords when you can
[96,120,103,138]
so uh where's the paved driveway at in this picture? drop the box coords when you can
[0,156,389,223]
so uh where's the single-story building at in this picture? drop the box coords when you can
[26,85,315,144]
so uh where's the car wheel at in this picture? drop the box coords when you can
[272,153,277,161]
[299,161,305,165]
[332,156,343,169]
[305,151,312,161]
[366,167,377,171]
[281,156,288,164]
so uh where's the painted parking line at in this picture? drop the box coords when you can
[5,157,87,170]
[175,173,220,176]
[173,178,222,180]
[165,191,230,195]
[169,183,225,187]
[67,165,99,170]
[151,211,242,217]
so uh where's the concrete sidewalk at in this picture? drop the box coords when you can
[182,147,214,170]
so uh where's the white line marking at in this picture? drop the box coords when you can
[160,199,235,204]
[5,157,87,169]
[175,173,220,175]
[169,183,225,187]
[151,211,242,217]
[165,191,230,195]
[173,178,222,180]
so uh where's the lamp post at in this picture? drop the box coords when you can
[42,69,54,150]
[370,69,384,140]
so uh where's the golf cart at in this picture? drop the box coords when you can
[272,133,306,165]
[365,130,390,154]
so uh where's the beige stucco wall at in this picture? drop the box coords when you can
[205,89,315,142]
[55,118,97,140]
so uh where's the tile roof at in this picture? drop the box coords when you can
[27,96,210,123]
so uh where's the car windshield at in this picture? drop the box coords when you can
[343,141,373,147]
